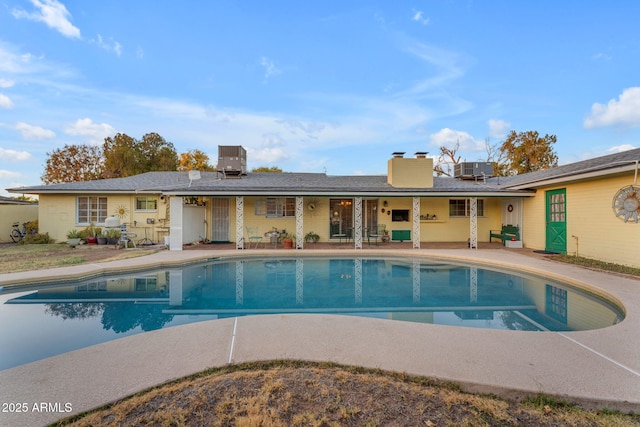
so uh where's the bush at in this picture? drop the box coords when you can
[24,232,53,244]
[25,220,38,235]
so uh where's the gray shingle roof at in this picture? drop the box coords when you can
[7,148,639,196]
[493,147,640,188]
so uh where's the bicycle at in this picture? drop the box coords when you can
[10,222,27,243]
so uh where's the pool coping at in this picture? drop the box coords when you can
[1,248,640,426]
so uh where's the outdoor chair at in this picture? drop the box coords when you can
[367,224,386,246]
[246,226,263,248]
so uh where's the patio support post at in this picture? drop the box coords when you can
[296,196,304,249]
[169,196,183,251]
[236,196,244,250]
[354,197,363,249]
[236,261,244,304]
[413,197,421,249]
[169,270,183,306]
[470,197,478,249]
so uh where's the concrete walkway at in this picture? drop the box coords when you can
[1,248,639,426]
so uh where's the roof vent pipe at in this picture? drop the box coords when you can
[392,152,405,158]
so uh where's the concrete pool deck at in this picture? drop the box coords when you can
[1,247,639,426]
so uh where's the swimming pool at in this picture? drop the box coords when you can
[0,256,624,370]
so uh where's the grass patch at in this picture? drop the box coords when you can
[553,254,640,278]
[54,361,640,427]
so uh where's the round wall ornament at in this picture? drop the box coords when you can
[114,204,129,219]
[307,203,316,211]
[507,204,514,212]
[612,185,640,223]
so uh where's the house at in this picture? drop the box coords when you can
[6,146,640,268]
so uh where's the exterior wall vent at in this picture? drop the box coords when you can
[218,145,247,177]
[454,162,495,179]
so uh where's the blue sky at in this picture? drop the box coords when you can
[1,1,640,196]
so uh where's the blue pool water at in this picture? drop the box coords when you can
[0,256,624,370]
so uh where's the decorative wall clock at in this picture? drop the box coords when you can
[612,185,640,223]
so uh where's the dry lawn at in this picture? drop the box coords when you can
[0,243,158,274]
[57,361,639,427]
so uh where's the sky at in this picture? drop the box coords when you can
[1,1,640,196]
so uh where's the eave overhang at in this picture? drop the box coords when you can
[504,161,639,190]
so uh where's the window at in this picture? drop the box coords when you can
[449,199,484,217]
[135,277,157,292]
[77,196,108,225]
[546,284,567,323]
[136,197,158,211]
[266,197,296,217]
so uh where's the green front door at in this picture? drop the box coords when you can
[545,189,567,254]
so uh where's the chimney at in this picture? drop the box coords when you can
[387,151,434,188]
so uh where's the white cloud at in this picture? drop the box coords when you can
[64,118,116,144]
[0,79,15,88]
[90,34,122,56]
[592,52,612,61]
[608,144,637,153]
[0,148,32,161]
[396,38,468,103]
[584,87,640,129]
[429,128,485,153]
[0,93,14,109]
[12,0,81,39]
[136,46,144,60]
[487,119,510,139]
[249,146,290,165]
[411,10,430,25]
[260,56,282,79]
[0,170,22,179]
[15,122,56,140]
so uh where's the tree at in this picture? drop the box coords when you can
[42,144,104,184]
[178,149,216,171]
[103,132,178,178]
[500,130,558,176]
[484,138,509,177]
[251,166,283,173]
[138,132,178,172]
[102,133,138,178]
[433,142,461,177]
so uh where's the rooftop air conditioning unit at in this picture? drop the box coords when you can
[218,145,247,177]
[454,162,495,179]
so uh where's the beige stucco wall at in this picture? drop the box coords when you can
[523,173,640,268]
[38,193,167,243]
[0,204,39,243]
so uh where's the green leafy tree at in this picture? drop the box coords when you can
[178,149,216,171]
[139,132,178,172]
[500,130,558,176]
[42,144,104,184]
[103,132,178,178]
[251,166,283,173]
